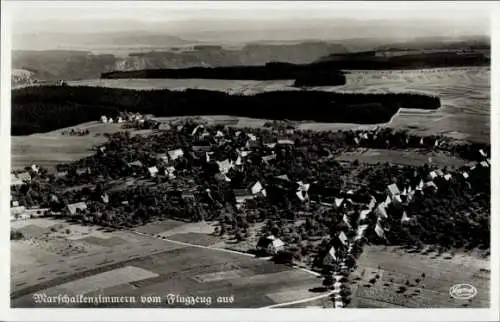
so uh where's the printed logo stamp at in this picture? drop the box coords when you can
[449,284,477,300]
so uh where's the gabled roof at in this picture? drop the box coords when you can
[148,166,159,176]
[67,202,87,215]
[216,159,233,174]
[277,139,294,145]
[168,148,184,160]
[338,231,348,245]
[374,222,385,238]
[387,183,400,196]
[480,161,489,168]
[275,174,290,181]
[128,160,143,167]
[248,181,263,194]
[334,198,344,208]
[359,209,371,221]
[264,143,276,149]
[262,154,276,162]
[375,204,388,219]
[463,172,469,179]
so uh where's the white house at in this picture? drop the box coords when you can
[387,183,400,198]
[323,246,337,266]
[249,181,263,195]
[479,149,487,157]
[262,154,276,163]
[264,143,276,149]
[480,161,489,168]
[168,148,184,161]
[117,116,124,123]
[257,235,284,255]
[101,193,109,204]
[429,171,438,180]
[165,166,176,179]
[235,155,243,166]
[67,202,87,216]
[359,209,370,222]
[296,190,308,202]
[338,231,348,246]
[108,117,114,124]
[148,166,159,177]
[277,139,294,145]
[217,159,234,175]
[463,172,469,179]
[444,174,452,181]
[31,164,40,173]
[11,174,24,186]
[367,196,377,210]
[100,115,108,123]
[374,222,385,239]
[334,198,345,209]
[375,204,388,219]
[401,211,411,223]
[247,133,257,141]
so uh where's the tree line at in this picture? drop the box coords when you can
[11,86,440,135]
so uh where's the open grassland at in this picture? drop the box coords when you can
[336,148,469,168]
[348,245,490,308]
[66,67,490,142]
[11,218,322,308]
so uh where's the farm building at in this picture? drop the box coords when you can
[101,193,109,204]
[66,202,87,216]
[165,166,176,179]
[358,209,371,222]
[158,123,171,131]
[480,161,489,168]
[444,174,452,181]
[215,130,225,138]
[264,143,277,149]
[168,148,184,161]
[463,172,470,179]
[338,231,348,245]
[334,198,345,209]
[256,236,285,255]
[429,171,438,180]
[100,115,108,123]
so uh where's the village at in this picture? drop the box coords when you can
[10,118,490,308]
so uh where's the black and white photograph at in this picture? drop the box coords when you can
[1,1,499,320]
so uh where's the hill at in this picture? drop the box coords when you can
[12,42,348,82]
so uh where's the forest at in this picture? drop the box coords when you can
[11,86,440,135]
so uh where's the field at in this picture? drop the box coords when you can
[11,122,153,170]
[67,67,490,143]
[11,218,324,308]
[336,148,468,168]
[348,245,490,308]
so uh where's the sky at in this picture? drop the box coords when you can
[4,1,492,45]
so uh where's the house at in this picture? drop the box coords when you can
[238,150,251,158]
[214,173,231,182]
[375,204,388,219]
[297,181,310,192]
[367,196,377,210]
[338,231,348,246]
[148,166,159,177]
[192,145,212,152]
[416,180,424,191]
[323,246,337,266]
[191,125,204,136]
[359,209,370,222]
[354,137,360,145]
[435,169,445,177]
[235,155,243,166]
[374,221,385,238]
[247,133,257,141]
[424,181,438,191]
[275,174,290,183]
[157,153,169,164]
[480,161,489,168]
[67,202,87,216]
[401,211,411,223]
[343,214,351,228]
[76,167,91,176]
[479,149,487,157]
[264,143,277,149]
[117,116,123,123]
[31,164,40,173]
[12,200,19,207]
[467,162,477,170]
[16,172,32,183]
[463,172,469,179]
[181,192,196,201]
[101,193,109,204]
[205,152,213,163]
[354,224,369,241]
[249,181,263,195]
[165,166,176,179]
[128,160,143,168]
[277,138,294,145]
[168,148,184,161]
[262,154,277,163]
[108,118,114,124]
[444,174,452,181]
[386,183,400,198]
[334,198,345,209]
[11,206,26,216]
[429,171,438,180]
[11,174,24,186]
[100,115,108,123]
[296,190,308,202]
[158,123,171,130]
[215,130,225,138]
[234,189,255,204]
[216,159,234,175]
[256,235,285,255]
